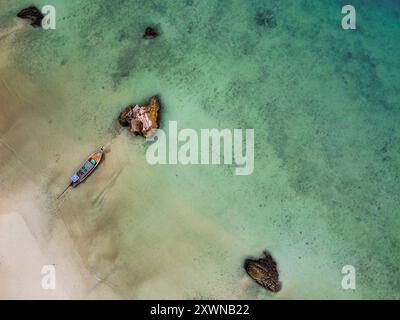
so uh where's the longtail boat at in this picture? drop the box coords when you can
[57,146,104,199]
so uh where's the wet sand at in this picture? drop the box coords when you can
[0,61,118,299]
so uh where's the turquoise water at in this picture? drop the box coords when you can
[1,0,400,299]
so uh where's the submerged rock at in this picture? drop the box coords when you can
[244,251,282,293]
[17,6,44,27]
[256,10,277,29]
[143,27,159,39]
[119,96,160,138]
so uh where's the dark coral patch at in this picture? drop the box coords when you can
[256,10,277,29]
[17,6,44,27]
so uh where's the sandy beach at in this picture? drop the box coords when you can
[0,26,117,298]
[0,97,115,299]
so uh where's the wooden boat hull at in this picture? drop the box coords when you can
[70,148,104,187]
[56,147,104,199]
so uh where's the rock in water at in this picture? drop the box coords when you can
[119,96,160,138]
[143,27,159,39]
[256,10,277,29]
[17,6,44,27]
[244,251,282,292]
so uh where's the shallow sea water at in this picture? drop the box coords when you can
[0,0,399,298]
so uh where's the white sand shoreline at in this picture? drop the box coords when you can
[0,52,117,299]
[0,189,118,299]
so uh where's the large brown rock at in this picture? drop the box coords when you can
[17,6,44,28]
[118,96,160,138]
[244,251,282,293]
